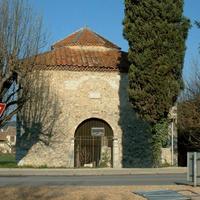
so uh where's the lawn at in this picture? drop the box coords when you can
[0,153,17,168]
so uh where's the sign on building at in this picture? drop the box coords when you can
[91,127,105,137]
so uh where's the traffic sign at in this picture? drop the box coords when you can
[0,103,6,116]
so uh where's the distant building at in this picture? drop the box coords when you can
[0,122,16,153]
[16,28,177,168]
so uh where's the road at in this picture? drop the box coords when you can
[0,173,186,186]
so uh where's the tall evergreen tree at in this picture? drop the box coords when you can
[123,0,190,124]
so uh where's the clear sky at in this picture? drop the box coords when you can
[183,0,200,81]
[30,0,200,82]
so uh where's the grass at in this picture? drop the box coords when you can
[0,153,18,168]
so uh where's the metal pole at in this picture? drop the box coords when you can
[187,152,190,182]
[194,152,197,187]
[171,119,174,166]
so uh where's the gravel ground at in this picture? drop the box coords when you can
[0,185,200,200]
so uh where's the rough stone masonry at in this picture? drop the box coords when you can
[16,28,176,168]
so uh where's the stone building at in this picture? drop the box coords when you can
[16,28,175,168]
[0,122,16,154]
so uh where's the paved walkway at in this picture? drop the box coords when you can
[0,167,186,176]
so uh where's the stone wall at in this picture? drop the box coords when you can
[161,148,171,165]
[16,70,153,168]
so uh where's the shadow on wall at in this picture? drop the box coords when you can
[16,71,61,162]
[119,73,153,167]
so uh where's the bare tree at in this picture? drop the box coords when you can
[0,0,47,127]
[178,60,200,149]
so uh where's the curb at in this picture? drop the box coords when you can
[0,167,187,176]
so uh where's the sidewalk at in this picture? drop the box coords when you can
[0,167,186,176]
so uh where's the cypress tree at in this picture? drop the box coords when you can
[123,0,190,166]
[123,0,190,124]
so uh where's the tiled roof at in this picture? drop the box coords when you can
[2,121,16,129]
[52,28,120,50]
[0,126,16,136]
[32,28,130,72]
[0,134,6,141]
[34,47,129,72]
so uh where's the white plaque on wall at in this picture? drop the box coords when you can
[91,127,105,136]
[88,91,101,99]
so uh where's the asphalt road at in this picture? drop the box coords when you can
[0,173,186,186]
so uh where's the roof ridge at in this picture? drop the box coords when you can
[71,28,84,44]
[51,27,86,49]
[92,31,120,49]
[90,30,107,46]
[52,27,120,49]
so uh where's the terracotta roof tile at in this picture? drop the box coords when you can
[34,47,129,72]
[52,28,120,50]
[31,28,130,72]
[0,134,7,141]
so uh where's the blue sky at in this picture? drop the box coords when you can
[30,0,200,82]
[183,0,200,81]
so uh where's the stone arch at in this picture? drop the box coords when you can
[72,115,117,138]
[74,118,114,168]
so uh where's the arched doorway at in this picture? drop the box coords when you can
[74,118,113,168]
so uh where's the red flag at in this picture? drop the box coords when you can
[0,103,6,116]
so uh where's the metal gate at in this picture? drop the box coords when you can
[74,118,113,168]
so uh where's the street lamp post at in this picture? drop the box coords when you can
[171,118,174,166]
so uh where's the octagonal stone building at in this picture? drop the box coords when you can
[16,28,156,168]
